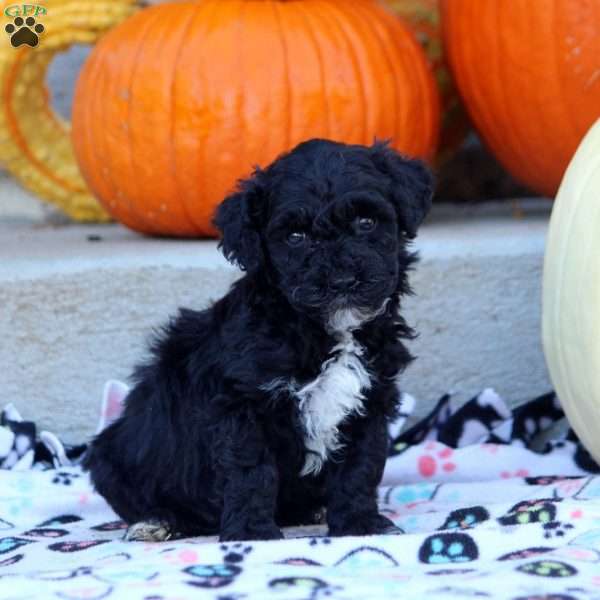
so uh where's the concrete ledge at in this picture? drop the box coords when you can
[0,200,552,441]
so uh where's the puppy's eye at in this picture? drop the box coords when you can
[356,216,377,232]
[287,231,307,246]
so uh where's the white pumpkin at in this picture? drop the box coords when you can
[543,117,600,463]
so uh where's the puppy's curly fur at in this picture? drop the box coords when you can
[84,139,433,542]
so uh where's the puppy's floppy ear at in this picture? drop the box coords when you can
[370,141,434,238]
[213,170,266,271]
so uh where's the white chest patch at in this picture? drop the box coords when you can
[260,307,388,476]
[295,327,371,476]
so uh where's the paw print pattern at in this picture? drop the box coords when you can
[498,499,574,540]
[542,520,575,539]
[439,506,490,531]
[417,444,456,478]
[418,532,479,564]
[516,560,577,578]
[498,499,557,527]
[220,543,253,564]
[309,537,331,547]
[5,16,44,48]
[182,543,252,588]
[184,564,242,589]
[52,471,80,486]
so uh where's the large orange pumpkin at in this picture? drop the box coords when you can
[72,0,439,237]
[442,0,600,198]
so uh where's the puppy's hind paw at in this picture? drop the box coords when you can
[124,519,172,542]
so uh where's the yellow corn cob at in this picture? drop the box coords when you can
[0,0,141,221]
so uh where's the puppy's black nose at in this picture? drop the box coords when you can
[330,275,356,292]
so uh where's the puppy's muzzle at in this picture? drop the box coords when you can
[329,275,358,293]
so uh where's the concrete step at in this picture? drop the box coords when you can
[0,200,552,441]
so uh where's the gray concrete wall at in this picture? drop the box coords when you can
[0,201,551,442]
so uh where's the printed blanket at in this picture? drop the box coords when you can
[2,385,600,600]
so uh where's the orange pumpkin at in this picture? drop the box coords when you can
[442,0,600,198]
[381,0,468,164]
[72,0,439,237]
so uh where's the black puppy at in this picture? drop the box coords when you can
[84,139,433,542]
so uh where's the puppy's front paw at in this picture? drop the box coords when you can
[124,519,172,542]
[219,523,284,542]
[328,513,402,537]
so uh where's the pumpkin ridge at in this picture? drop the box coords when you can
[391,12,417,151]
[85,13,149,232]
[494,3,531,188]
[87,34,129,225]
[350,2,391,140]
[272,1,292,150]
[324,0,367,143]
[125,7,171,235]
[375,3,433,156]
[74,50,109,219]
[574,167,600,435]
[551,0,581,168]
[168,3,206,235]
[295,2,331,140]
[527,0,564,192]
[354,2,398,148]
[191,0,225,237]
[395,7,439,157]
[234,1,248,206]
[557,156,600,439]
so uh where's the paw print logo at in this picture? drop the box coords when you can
[5,16,44,48]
